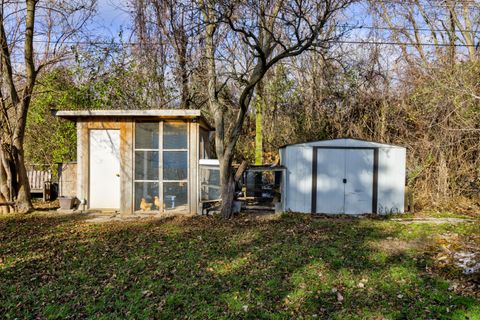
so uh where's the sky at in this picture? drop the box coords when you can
[90,0,131,41]
[90,0,371,43]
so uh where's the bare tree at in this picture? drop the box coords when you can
[371,0,480,65]
[198,0,355,218]
[130,0,199,108]
[0,0,95,213]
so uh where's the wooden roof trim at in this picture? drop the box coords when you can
[54,109,202,118]
[53,109,214,131]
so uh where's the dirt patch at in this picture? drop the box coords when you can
[371,237,426,255]
[392,217,476,224]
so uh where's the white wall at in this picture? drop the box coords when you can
[282,146,313,213]
[377,147,406,214]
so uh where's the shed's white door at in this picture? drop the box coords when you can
[89,130,120,209]
[315,149,345,214]
[344,149,374,214]
[315,148,374,214]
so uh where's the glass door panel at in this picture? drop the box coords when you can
[163,182,188,211]
[135,181,160,211]
[163,122,188,149]
[135,151,159,180]
[134,121,189,213]
[135,122,159,149]
[163,151,188,180]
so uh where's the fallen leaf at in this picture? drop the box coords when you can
[337,292,344,303]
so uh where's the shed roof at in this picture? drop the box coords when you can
[280,138,405,149]
[54,109,214,130]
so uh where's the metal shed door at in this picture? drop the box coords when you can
[315,149,346,214]
[89,129,121,209]
[314,148,374,214]
[344,149,374,214]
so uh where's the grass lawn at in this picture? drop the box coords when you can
[0,212,479,319]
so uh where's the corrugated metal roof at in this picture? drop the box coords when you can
[279,138,405,149]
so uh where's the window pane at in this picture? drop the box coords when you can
[163,122,187,149]
[135,122,159,149]
[135,182,159,211]
[201,185,221,201]
[163,151,187,180]
[200,167,221,201]
[163,182,188,211]
[135,151,159,180]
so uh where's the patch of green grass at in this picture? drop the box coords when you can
[0,212,478,319]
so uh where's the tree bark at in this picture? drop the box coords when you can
[0,146,13,214]
[255,80,264,165]
[219,157,235,218]
[12,145,33,213]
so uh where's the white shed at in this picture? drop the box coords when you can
[280,138,406,215]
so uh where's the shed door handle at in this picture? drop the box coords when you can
[343,178,347,184]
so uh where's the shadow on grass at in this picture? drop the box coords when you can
[0,213,478,319]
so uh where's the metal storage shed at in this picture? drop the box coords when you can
[280,138,406,215]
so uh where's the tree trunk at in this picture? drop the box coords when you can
[218,156,235,218]
[176,35,190,109]
[0,143,33,213]
[13,146,33,213]
[0,148,12,214]
[255,80,264,165]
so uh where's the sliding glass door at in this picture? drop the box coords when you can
[134,121,188,212]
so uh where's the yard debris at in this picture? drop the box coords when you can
[426,231,480,298]
[432,232,480,275]
[142,290,153,297]
[454,252,480,275]
[336,292,344,303]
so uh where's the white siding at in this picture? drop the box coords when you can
[377,147,406,214]
[279,148,287,211]
[284,146,313,213]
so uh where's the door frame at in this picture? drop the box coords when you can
[311,146,379,214]
[88,128,121,210]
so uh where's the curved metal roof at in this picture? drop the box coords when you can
[279,138,405,149]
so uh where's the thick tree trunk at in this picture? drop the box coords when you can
[0,149,12,214]
[255,80,264,165]
[13,147,33,213]
[0,143,33,214]
[176,39,190,109]
[218,156,235,218]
